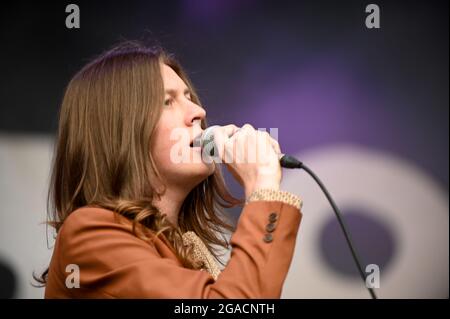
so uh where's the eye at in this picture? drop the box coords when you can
[184,90,192,101]
[164,98,173,107]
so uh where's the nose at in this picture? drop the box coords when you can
[185,100,206,126]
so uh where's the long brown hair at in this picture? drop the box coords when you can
[36,40,240,284]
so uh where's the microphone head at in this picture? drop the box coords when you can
[199,125,220,157]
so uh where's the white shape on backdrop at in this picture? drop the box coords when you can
[1,136,448,298]
[281,144,449,298]
[0,134,54,298]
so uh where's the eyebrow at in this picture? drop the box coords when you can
[164,88,191,96]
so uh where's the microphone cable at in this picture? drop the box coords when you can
[200,127,378,299]
[280,155,378,299]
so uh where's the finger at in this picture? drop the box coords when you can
[240,123,255,133]
[259,131,281,154]
[230,123,256,144]
[268,134,281,155]
[221,124,240,138]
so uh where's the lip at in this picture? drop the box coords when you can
[190,131,203,148]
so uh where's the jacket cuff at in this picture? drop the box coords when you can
[246,188,303,210]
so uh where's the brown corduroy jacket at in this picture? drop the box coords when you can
[44,200,302,298]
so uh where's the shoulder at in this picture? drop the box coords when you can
[56,206,142,256]
[63,205,121,226]
[47,206,176,298]
[59,206,132,238]
[53,206,163,270]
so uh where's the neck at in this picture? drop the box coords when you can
[153,185,189,228]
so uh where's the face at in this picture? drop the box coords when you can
[151,63,214,191]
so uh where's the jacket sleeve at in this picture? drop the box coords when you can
[56,200,302,298]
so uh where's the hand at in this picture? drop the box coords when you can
[211,124,282,198]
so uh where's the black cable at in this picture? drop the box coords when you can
[282,156,378,299]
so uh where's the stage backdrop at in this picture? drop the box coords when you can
[0,0,448,298]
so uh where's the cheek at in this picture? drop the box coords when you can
[152,125,190,173]
[152,128,174,166]
[152,113,173,158]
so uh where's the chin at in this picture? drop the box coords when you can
[161,148,216,186]
[190,161,215,178]
[185,162,214,187]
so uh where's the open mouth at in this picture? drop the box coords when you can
[190,133,202,148]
